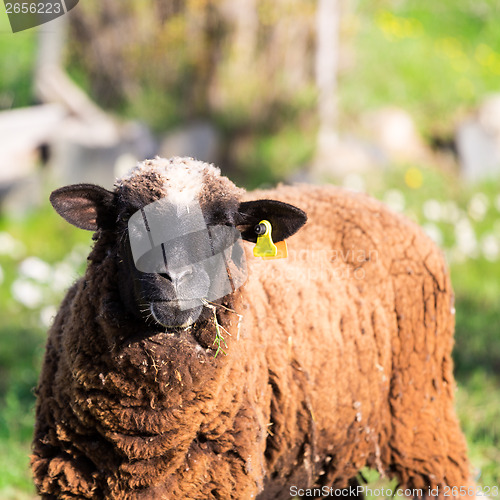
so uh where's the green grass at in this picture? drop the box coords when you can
[453,295,500,489]
[0,321,46,496]
[341,0,500,138]
[456,371,500,488]
[0,11,36,109]
[0,202,91,495]
[454,297,500,377]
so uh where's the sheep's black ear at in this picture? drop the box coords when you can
[236,200,307,243]
[50,184,116,231]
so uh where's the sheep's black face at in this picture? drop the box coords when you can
[48,157,308,331]
[117,197,246,328]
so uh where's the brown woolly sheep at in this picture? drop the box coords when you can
[32,157,475,499]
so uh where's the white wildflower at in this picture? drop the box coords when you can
[495,194,500,212]
[342,173,365,193]
[454,218,478,257]
[441,200,460,224]
[383,189,405,213]
[422,223,443,246]
[422,199,442,222]
[52,262,77,292]
[11,279,44,308]
[467,192,488,221]
[0,232,25,258]
[480,234,499,261]
[494,219,500,236]
[40,305,57,328]
[65,243,90,267]
[19,257,52,283]
[448,247,467,264]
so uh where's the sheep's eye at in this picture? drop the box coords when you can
[120,214,130,223]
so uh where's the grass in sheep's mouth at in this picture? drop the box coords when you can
[201,299,242,358]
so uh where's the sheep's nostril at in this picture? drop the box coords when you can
[159,268,193,285]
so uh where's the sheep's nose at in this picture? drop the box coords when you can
[159,268,192,285]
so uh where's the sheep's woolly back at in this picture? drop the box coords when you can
[241,185,470,495]
[32,179,471,499]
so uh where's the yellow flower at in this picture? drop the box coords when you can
[405,167,423,189]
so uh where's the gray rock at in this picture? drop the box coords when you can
[478,94,500,137]
[456,119,500,183]
[49,120,157,190]
[0,104,65,183]
[361,107,428,163]
[456,95,500,183]
[0,104,67,214]
[310,134,385,181]
[0,174,44,216]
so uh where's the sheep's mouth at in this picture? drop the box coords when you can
[148,300,204,328]
[151,298,204,309]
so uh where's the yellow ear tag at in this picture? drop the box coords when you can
[253,220,277,257]
[263,240,287,260]
[253,220,288,259]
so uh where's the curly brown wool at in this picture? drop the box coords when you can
[32,163,473,499]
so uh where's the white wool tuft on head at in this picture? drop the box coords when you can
[120,156,221,204]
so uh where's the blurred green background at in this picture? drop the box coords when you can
[0,0,499,498]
